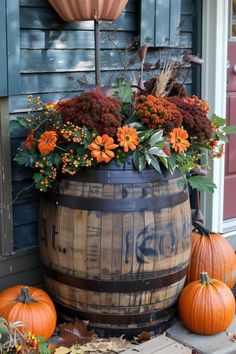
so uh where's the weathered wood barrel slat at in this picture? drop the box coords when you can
[39,159,192,336]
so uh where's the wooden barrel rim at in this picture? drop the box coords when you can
[57,159,181,184]
[43,190,188,211]
[43,265,187,292]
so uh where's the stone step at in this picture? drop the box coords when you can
[167,315,236,354]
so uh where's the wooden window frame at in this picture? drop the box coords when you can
[0,0,20,256]
[201,0,228,231]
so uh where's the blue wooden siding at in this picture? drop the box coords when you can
[10,0,193,251]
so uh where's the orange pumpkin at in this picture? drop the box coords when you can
[0,285,57,340]
[179,272,235,335]
[186,221,236,288]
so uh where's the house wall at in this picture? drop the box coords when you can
[0,0,194,290]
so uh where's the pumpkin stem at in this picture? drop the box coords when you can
[193,221,211,236]
[200,271,212,285]
[14,287,38,304]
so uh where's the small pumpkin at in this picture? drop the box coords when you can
[0,285,57,340]
[186,221,236,288]
[179,271,235,335]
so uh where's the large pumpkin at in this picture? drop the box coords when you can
[179,272,235,335]
[0,285,57,341]
[186,221,236,288]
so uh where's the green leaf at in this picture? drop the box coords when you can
[132,149,146,172]
[222,125,236,134]
[144,151,152,165]
[210,114,226,127]
[115,79,132,103]
[0,323,9,336]
[148,147,167,157]
[188,175,217,193]
[159,156,168,169]
[167,153,177,173]
[130,122,148,131]
[33,173,43,183]
[148,130,163,146]
[217,132,228,143]
[10,117,28,129]
[149,156,161,173]
[14,150,36,167]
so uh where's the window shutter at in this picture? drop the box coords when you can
[0,0,21,97]
[140,0,181,47]
[0,0,7,96]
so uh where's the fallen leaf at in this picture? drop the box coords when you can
[48,343,57,353]
[58,320,97,347]
[54,346,71,354]
[136,331,151,343]
[80,336,132,353]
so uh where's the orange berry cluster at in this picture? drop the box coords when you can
[62,152,92,175]
[60,122,87,143]
[38,167,57,192]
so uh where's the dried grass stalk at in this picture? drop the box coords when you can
[152,60,177,97]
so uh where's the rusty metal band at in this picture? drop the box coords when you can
[62,167,181,183]
[43,190,188,211]
[43,265,187,292]
[54,299,176,326]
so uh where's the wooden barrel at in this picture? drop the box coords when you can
[39,159,192,336]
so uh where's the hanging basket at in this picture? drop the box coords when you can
[48,0,129,21]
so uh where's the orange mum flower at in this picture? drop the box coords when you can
[116,125,139,152]
[38,131,57,155]
[169,128,190,153]
[23,129,35,149]
[88,134,118,163]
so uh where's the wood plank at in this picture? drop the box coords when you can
[12,180,39,204]
[20,30,136,49]
[122,335,192,353]
[12,163,34,181]
[20,29,190,51]
[8,82,193,114]
[18,67,191,94]
[13,201,39,226]
[20,48,188,73]
[13,223,38,250]
[0,247,41,276]
[0,267,43,291]
[20,8,137,31]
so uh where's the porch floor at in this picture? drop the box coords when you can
[122,333,192,353]
[122,315,236,354]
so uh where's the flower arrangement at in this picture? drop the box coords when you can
[13,62,236,193]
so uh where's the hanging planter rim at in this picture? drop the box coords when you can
[48,0,129,21]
